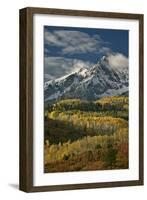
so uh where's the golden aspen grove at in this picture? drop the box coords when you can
[44,96,128,172]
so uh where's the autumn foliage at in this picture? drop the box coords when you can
[44,96,129,172]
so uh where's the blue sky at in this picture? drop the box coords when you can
[44,26,129,81]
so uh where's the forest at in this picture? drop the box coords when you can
[44,96,129,173]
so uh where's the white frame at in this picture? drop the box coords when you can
[33,14,139,187]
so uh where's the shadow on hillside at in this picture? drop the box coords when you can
[44,118,89,145]
[44,116,117,145]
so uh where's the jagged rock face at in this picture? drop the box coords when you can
[44,56,128,102]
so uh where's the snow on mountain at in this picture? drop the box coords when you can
[44,56,128,102]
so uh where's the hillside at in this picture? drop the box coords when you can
[44,96,129,172]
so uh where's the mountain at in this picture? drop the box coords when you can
[44,56,128,102]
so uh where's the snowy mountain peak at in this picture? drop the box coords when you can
[100,55,107,62]
[44,56,128,102]
[76,67,88,77]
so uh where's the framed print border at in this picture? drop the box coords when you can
[19,7,144,192]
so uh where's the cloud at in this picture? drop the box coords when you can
[99,47,112,55]
[107,53,128,70]
[44,30,106,55]
[44,56,93,81]
[44,29,128,81]
[44,74,54,81]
